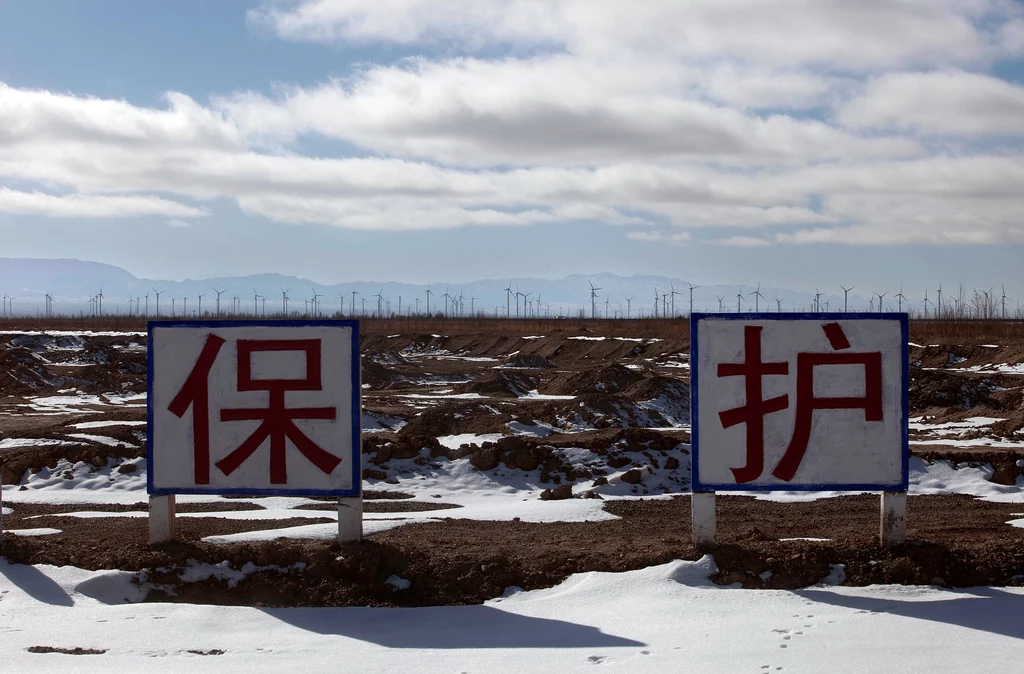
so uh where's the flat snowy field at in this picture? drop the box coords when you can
[3,556,1024,673]
[3,449,1024,672]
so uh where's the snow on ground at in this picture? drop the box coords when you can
[909,417,1005,433]
[520,389,576,400]
[5,528,61,537]
[2,556,1024,673]
[66,433,136,447]
[399,392,489,400]
[506,420,559,437]
[436,433,505,449]
[23,392,146,413]
[910,457,1024,500]
[0,330,147,337]
[71,420,147,430]
[0,438,84,449]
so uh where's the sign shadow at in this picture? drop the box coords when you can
[0,561,75,607]
[797,586,1024,640]
[262,604,645,649]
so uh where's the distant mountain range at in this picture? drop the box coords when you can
[0,257,904,317]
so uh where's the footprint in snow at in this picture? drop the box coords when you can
[588,655,608,664]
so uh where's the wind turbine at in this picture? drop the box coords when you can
[875,291,887,313]
[895,287,906,313]
[625,296,633,318]
[351,290,359,316]
[281,288,291,315]
[736,290,743,313]
[653,287,659,318]
[588,280,602,319]
[376,288,385,318]
[214,288,225,317]
[1001,285,1011,319]
[749,283,764,313]
[97,287,104,315]
[813,288,822,313]
[670,284,681,317]
[687,282,700,316]
[716,295,725,312]
[312,289,325,317]
[425,286,433,315]
[774,297,782,313]
[922,289,931,318]
[197,293,204,317]
[505,281,514,318]
[442,286,452,317]
[153,289,164,316]
[840,285,854,312]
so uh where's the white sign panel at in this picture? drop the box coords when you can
[148,320,361,497]
[691,314,908,491]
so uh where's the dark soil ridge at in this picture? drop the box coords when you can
[4,494,1024,608]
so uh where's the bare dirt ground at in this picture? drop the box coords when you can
[2,318,1024,606]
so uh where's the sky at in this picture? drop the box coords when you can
[0,0,1023,296]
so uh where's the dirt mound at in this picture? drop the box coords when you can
[503,353,555,369]
[398,402,511,438]
[0,441,145,485]
[914,344,1024,370]
[458,371,539,398]
[623,375,691,425]
[909,369,1007,412]
[361,359,408,389]
[557,394,670,430]
[0,347,65,394]
[544,363,645,396]
[370,351,409,366]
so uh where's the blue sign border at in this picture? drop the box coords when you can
[690,312,909,492]
[147,319,362,498]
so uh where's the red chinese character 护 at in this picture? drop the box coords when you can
[717,322,883,483]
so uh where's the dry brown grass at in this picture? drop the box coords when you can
[2,316,1022,345]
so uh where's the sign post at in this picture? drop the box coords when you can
[148,320,362,545]
[690,313,908,549]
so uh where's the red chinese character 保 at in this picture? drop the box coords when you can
[716,322,883,483]
[168,335,342,485]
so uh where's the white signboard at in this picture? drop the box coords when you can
[691,314,908,491]
[148,320,361,497]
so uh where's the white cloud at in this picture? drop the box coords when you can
[626,230,691,244]
[713,235,773,247]
[0,187,206,218]
[3,2,1024,246]
[250,0,1023,69]
[837,69,1024,135]
[165,218,192,228]
[215,56,918,166]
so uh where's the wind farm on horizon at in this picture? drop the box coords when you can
[1,279,1020,322]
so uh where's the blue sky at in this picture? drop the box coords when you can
[1,0,1023,298]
